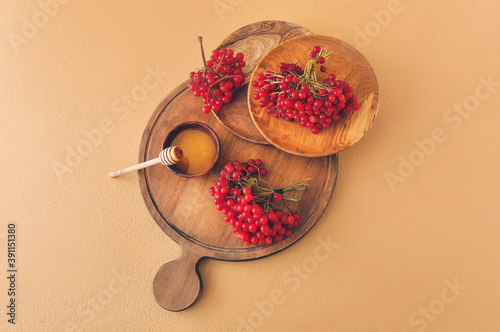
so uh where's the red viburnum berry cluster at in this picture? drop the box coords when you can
[252,45,360,134]
[209,159,308,247]
[188,37,246,114]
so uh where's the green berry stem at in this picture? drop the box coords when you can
[300,49,331,97]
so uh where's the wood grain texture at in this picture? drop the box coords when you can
[248,35,380,157]
[213,21,313,145]
[139,80,338,311]
[153,250,202,312]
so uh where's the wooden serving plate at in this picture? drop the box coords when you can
[248,35,380,157]
[138,81,338,311]
[212,21,312,145]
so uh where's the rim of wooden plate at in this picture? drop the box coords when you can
[248,34,379,157]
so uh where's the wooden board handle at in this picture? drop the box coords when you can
[153,250,203,311]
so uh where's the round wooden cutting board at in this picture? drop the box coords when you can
[212,21,313,145]
[248,34,379,157]
[138,81,338,311]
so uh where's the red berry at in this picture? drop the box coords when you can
[238,232,250,242]
[247,165,257,174]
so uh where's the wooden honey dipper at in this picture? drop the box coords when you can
[108,146,183,178]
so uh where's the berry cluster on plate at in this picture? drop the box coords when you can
[252,45,360,134]
[188,37,246,114]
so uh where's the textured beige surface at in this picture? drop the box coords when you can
[1,0,499,331]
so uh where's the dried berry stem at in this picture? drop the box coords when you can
[198,36,208,69]
[198,36,219,78]
[229,175,310,213]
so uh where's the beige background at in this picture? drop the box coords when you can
[1,0,499,331]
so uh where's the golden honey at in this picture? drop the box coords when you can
[171,129,216,175]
